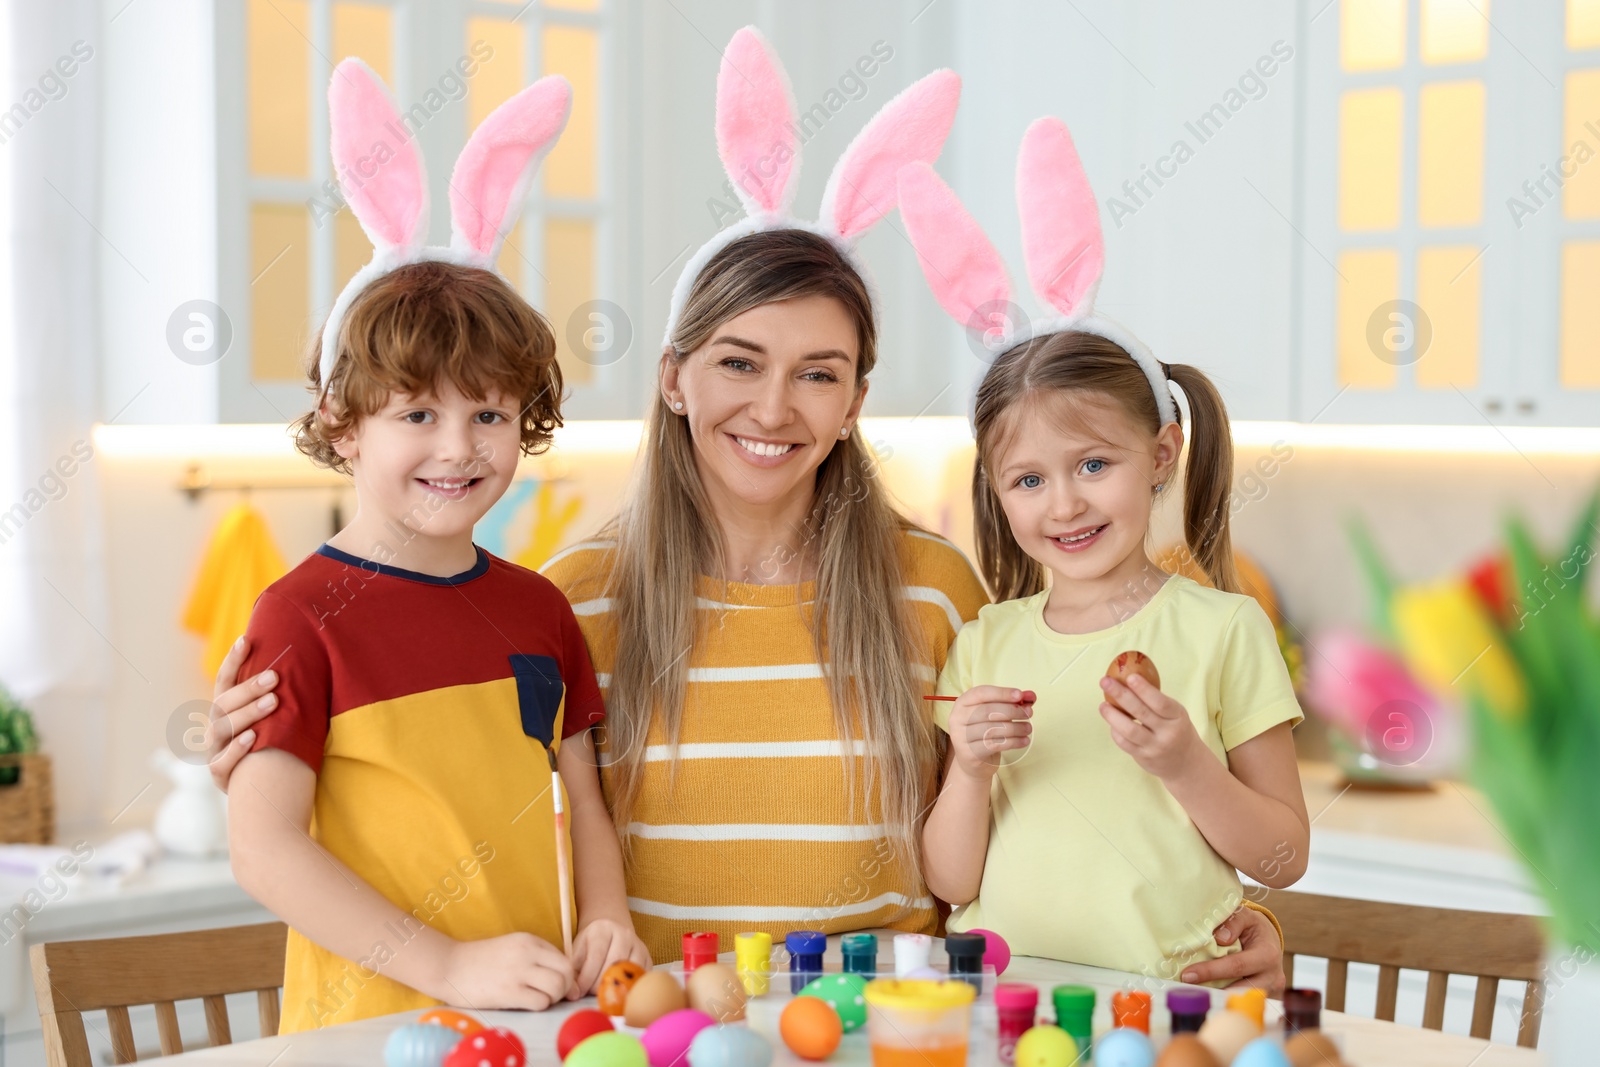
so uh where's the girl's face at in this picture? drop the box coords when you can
[991,391,1183,588]
[333,381,522,543]
[661,294,869,512]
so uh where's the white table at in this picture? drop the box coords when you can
[162,933,1541,1066]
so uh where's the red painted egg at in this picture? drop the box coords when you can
[445,1027,526,1067]
[557,1009,615,1060]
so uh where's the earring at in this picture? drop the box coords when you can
[840,427,850,437]
[1154,482,1165,492]
[673,401,684,411]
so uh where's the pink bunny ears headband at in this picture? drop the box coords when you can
[317,59,572,396]
[897,117,1179,427]
[662,27,961,347]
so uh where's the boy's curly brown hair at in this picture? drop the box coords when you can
[294,260,564,474]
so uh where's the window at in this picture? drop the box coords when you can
[1333,0,1488,393]
[1560,0,1600,388]
[223,0,615,421]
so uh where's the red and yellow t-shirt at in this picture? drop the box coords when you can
[239,544,603,1032]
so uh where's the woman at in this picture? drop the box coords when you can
[206,226,1287,993]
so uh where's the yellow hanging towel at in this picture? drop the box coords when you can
[182,502,289,679]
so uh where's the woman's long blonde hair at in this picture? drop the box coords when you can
[600,229,935,866]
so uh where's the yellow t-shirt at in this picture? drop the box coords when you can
[542,526,990,964]
[934,574,1302,984]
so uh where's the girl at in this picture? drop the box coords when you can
[905,119,1309,985]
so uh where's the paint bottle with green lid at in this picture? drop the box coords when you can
[1051,985,1095,1062]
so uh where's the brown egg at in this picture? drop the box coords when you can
[685,961,747,1022]
[1107,650,1161,690]
[595,960,646,1016]
[623,970,687,1028]
[1285,1030,1344,1067]
[1155,1034,1221,1067]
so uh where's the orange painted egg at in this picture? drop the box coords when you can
[597,960,648,1016]
[418,1009,483,1037]
[779,995,842,1061]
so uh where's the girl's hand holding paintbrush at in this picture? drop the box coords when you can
[934,687,1037,777]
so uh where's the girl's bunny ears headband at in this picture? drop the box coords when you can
[662,27,961,348]
[316,58,572,399]
[896,116,1179,428]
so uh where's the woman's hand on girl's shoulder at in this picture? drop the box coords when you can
[1097,674,1203,781]
[947,686,1032,780]
[206,636,284,793]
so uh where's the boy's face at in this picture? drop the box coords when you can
[332,381,522,543]
[992,392,1181,588]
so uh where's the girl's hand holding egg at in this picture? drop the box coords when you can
[1099,652,1201,781]
[947,686,1036,778]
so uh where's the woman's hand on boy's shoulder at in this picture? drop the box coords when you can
[947,686,1033,780]
[1182,905,1287,996]
[207,635,284,793]
[570,917,652,997]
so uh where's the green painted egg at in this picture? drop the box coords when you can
[799,973,869,1033]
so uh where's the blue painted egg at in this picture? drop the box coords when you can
[687,1025,773,1067]
[1231,1036,1293,1067]
[1094,1027,1156,1067]
[384,1023,460,1067]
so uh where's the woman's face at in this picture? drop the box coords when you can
[662,294,868,512]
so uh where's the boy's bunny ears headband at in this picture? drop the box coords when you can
[317,58,572,398]
[897,117,1179,427]
[662,27,961,347]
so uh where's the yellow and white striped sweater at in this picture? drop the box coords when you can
[541,527,990,964]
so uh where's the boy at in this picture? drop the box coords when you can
[229,260,648,1031]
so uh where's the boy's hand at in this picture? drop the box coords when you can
[1099,673,1202,780]
[947,686,1032,780]
[570,917,652,997]
[436,932,578,1011]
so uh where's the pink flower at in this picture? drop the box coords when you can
[1304,630,1460,773]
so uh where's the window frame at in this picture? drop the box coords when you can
[216,0,633,423]
[1295,0,1558,425]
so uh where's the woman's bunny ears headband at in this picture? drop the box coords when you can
[897,117,1179,428]
[663,27,961,347]
[316,58,572,398]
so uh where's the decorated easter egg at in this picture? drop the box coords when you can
[566,1031,650,1067]
[1153,1033,1219,1067]
[1197,1009,1261,1063]
[1014,1025,1078,1067]
[1234,1036,1295,1067]
[557,1009,616,1060]
[965,927,1011,976]
[687,1025,773,1067]
[384,1023,460,1067]
[800,973,869,1032]
[625,971,689,1029]
[444,1028,526,1067]
[1093,1027,1157,1067]
[1284,1031,1343,1067]
[418,1009,484,1038]
[779,994,842,1060]
[641,1009,716,1067]
[686,961,747,1023]
[598,960,649,1016]
[1106,650,1161,690]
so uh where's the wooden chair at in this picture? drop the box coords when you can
[1269,890,1546,1047]
[30,922,287,1066]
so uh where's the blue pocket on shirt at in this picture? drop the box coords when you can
[509,654,565,747]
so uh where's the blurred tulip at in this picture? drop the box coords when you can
[1392,580,1526,719]
[1304,630,1458,771]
